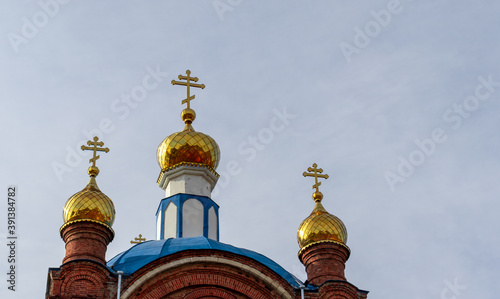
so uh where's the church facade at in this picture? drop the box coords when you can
[46,70,369,299]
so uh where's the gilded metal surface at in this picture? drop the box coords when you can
[303,163,329,201]
[171,69,205,110]
[157,126,220,171]
[181,108,196,124]
[81,136,110,167]
[297,201,347,249]
[130,234,146,244]
[299,163,348,250]
[157,69,220,171]
[62,176,115,227]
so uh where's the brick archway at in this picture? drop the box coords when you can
[121,255,294,299]
[129,268,270,298]
[54,261,111,298]
[180,287,237,299]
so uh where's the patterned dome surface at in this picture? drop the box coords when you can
[157,124,220,171]
[62,176,115,228]
[297,201,347,249]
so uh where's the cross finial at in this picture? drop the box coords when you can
[303,163,329,201]
[130,234,146,244]
[81,136,110,175]
[171,70,205,110]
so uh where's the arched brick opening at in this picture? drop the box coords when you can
[176,286,238,299]
[121,254,294,299]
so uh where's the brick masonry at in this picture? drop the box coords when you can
[299,242,350,285]
[60,221,114,265]
[47,223,368,298]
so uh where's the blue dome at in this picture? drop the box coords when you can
[107,236,308,289]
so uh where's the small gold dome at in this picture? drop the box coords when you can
[157,122,220,171]
[62,175,115,229]
[297,201,348,251]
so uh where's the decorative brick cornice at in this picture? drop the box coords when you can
[298,239,350,258]
[60,219,114,237]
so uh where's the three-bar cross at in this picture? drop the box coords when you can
[171,70,205,109]
[303,163,329,193]
[81,136,110,167]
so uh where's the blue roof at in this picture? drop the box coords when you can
[107,236,308,289]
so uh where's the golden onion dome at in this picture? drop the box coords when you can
[297,192,348,252]
[157,108,220,171]
[62,167,115,230]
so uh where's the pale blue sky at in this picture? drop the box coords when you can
[1,1,499,298]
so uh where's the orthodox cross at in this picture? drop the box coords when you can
[130,234,146,244]
[303,163,329,193]
[81,136,110,167]
[171,70,205,109]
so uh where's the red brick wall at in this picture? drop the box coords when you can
[47,243,368,298]
[121,250,296,299]
[47,260,117,299]
[299,242,350,285]
[318,281,368,299]
[60,221,114,265]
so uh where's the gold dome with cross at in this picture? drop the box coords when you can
[297,164,348,254]
[61,137,115,231]
[157,70,220,173]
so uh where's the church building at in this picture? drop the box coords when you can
[46,70,369,298]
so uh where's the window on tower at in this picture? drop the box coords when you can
[182,198,203,238]
[208,206,218,241]
[164,202,177,239]
[157,209,162,240]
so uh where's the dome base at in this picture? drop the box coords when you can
[60,220,114,265]
[299,241,350,285]
[157,163,219,198]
